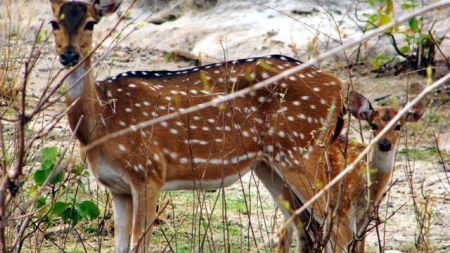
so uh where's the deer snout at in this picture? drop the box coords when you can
[378,138,392,152]
[60,48,80,67]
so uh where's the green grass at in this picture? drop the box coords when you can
[400,147,440,160]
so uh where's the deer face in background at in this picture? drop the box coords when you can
[49,0,121,66]
[348,90,429,152]
[369,108,402,152]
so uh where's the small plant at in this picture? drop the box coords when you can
[33,146,100,226]
[363,0,442,74]
[33,146,64,186]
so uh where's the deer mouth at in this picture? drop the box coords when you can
[60,50,80,67]
[378,139,392,152]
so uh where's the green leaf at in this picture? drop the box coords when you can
[61,207,82,225]
[426,65,433,85]
[50,170,64,185]
[401,0,419,9]
[74,163,84,175]
[378,14,392,26]
[400,45,410,54]
[35,146,64,186]
[371,54,388,70]
[41,159,54,171]
[408,17,420,33]
[52,201,68,215]
[36,31,44,44]
[33,168,64,186]
[43,146,58,162]
[384,0,394,15]
[36,196,46,209]
[33,169,51,186]
[34,167,64,186]
[368,0,375,7]
[76,200,100,220]
[366,13,379,28]
[60,83,67,94]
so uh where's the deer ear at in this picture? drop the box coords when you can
[348,91,374,122]
[93,0,121,17]
[49,0,64,14]
[404,83,430,122]
[406,97,429,122]
[49,0,63,7]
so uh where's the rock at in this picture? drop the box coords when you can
[45,224,71,236]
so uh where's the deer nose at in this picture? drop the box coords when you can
[60,50,80,67]
[378,139,392,152]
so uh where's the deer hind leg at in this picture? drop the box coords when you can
[253,162,310,253]
[112,193,133,253]
[129,179,162,253]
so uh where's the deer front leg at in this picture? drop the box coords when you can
[129,180,162,253]
[253,162,310,253]
[112,193,133,253]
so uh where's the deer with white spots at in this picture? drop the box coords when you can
[49,0,346,252]
[277,89,429,252]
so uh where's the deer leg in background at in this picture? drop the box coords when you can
[111,193,133,253]
[253,161,313,253]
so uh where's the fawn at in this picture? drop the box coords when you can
[49,0,346,252]
[277,89,429,252]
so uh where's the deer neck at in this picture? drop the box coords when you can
[366,143,398,204]
[64,59,101,145]
[368,145,397,174]
[66,62,90,100]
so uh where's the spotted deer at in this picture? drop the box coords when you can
[49,0,345,252]
[277,90,429,252]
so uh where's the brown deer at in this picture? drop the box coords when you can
[49,0,345,252]
[277,89,429,252]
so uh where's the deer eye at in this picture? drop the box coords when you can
[394,125,401,131]
[50,21,60,30]
[84,21,96,31]
[370,124,378,130]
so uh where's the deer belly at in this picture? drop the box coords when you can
[162,172,247,191]
[93,158,130,194]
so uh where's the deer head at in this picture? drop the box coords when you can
[348,89,429,152]
[49,0,121,66]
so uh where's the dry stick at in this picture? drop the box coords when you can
[428,31,450,63]
[431,133,450,186]
[0,28,39,251]
[319,6,354,250]
[82,0,450,153]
